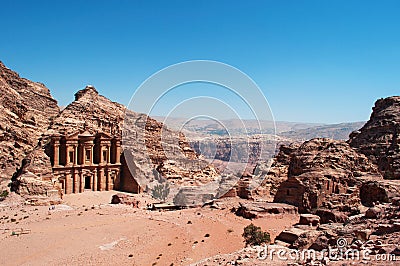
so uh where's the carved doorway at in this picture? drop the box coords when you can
[85,176,91,189]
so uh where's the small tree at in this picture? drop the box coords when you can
[0,190,9,201]
[151,183,170,202]
[242,223,270,246]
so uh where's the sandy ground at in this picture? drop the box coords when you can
[0,191,298,266]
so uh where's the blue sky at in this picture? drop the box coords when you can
[1,0,399,123]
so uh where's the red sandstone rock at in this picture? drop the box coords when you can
[111,193,137,205]
[349,96,400,179]
[274,138,381,213]
[315,208,348,224]
[299,214,320,226]
[234,201,297,219]
[365,206,382,219]
[0,61,59,188]
[254,142,300,200]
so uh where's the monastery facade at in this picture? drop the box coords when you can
[50,131,123,194]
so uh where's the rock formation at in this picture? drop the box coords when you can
[0,62,219,204]
[273,138,381,213]
[45,85,219,199]
[122,108,220,201]
[23,82,218,203]
[254,142,300,200]
[234,201,297,219]
[0,61,59,191]
[349,96,400,179]
[48,85,124,136]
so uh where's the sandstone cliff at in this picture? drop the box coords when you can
[273,138,382,213]
[254,142,300,200]
[349,96,400,179]
[0,61,59,188]
[47,85,219,202]
[48,85,124,136]
[0,67,219,204]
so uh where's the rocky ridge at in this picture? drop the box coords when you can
[272,138,382,213]
[0,61,219,204]
[0,61,59,190]
[349,96,400,179]
[47,85,219,193]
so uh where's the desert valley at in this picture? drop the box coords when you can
[0,59,399,266]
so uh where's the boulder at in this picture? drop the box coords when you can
[315,209,348,224]
[309,235,329,251]
[354,229,372,241]
[111,193,136,205]
[391,197,400,206]
[365,206,382,219]
[234,202,297,219]
[299,214,320,226]
[276,227,307,244]
[360,181,389,207]
[391,247,400,256]
[291,230,323,249]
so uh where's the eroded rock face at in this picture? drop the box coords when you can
[299,214,320,226]
[1,64,219,203]
[49,85,124,136]
[46,85,219,201]
[349,96,400,179]
[273,138,381,213]
[359,180,400,207]
[122,111,220,195]
[234,201,297,219]
[253,142,300,200]
[0,61,59,185]
[10,148,59,194]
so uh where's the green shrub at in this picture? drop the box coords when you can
[0,190,9,201]
[151,183,170,202]
[242,223,270,246]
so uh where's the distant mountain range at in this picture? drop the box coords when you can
[279,121,366,140]
[154,116,365,141]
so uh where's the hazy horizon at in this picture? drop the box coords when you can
[153,115,365,125]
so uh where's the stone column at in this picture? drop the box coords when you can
[53,141,60,166]
[90,145,94,165]
[107,145,111,165]
[99,144,103,165]
[65,173,72,194]
[79,171,84,193]
[82,145,87,165]
[105,169,110,191]
[64,175,68,194]
[115,142,121,164]
[92,171,97,191]
[66,146,72,166]
[74,145,79,165]
[72,170,78,193]
[98,169,104,191]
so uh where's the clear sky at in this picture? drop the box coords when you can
[1,0,399,123]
